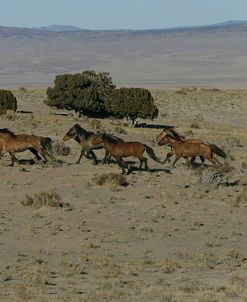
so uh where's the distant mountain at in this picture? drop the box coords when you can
[37,24,82,32]
[1,20,247,88]
[1,20,247,37]
[213,20,247,26]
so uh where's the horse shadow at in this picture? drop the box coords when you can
[127,166,172,175]
[17,158,65,167]
[17,159,36,165]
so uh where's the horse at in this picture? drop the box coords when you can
[157,128,226,164]
[157,133,226,167]
[0,128,53,166]
[63,124,123,164]
[101,134,163,174]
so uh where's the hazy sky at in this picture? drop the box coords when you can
[1,0,247,29]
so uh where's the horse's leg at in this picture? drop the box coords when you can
[89,150,98,165]
[117,158,127,174]
[139,159,143,170]
[40,149,49,163]
[84,151,92,160]
[200,156,206,167]
[9,152,17,166]
[163,152,173,164]
[106,152,112,164]
[139,157,148,171]
[28,147,42,161]
[144,157,148,170]
[190,156,196,164]
[199,155,205,163]
[185,157,192,168]
[102,150,110,164]
[76,149,85,164]
[172,156,180,167]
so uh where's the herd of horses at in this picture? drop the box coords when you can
[0,124,226,174]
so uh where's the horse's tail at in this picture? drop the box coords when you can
[209,143,226,159]
[40,136,53,157]
[145,145,163,163]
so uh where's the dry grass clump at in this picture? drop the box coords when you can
[196,167,238,188]
[52,140,71,156]
[92,173,128,187]
[114,126,127,134]
[21,190,71,209]
[90,119,102,130]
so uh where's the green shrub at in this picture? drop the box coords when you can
[45,71,158,124]
[45,70,115,117]
[0,89,17,114]
[105,87,158,124]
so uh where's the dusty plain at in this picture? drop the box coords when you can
[0,88,247,301]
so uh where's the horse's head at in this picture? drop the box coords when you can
[63,124,78,141]
[156,130,168,146]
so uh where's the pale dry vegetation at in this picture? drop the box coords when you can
[0,88,247,301]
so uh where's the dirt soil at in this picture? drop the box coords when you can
[0,88,247,301]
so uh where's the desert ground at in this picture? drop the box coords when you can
[0,87,247,301]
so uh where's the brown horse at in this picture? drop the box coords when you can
[157,133,225,167]
[101,134,162,174]
[0,129,52,166]
[63,124,123,164]
[157,128,226,164]
[157,128,205,163]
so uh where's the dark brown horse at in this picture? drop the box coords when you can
[157,133,226,167]
[63,124,123,164]
[101,134,162,174]
[0,128,53,166]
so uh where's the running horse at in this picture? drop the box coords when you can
[157,128,226,165]
[63,124,123,164]
[101,134,163,174]
[157,133,226,167]
[0,128,53,166]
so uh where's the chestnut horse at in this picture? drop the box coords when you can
[0,128,52,166]
[157,128,226,164]
[63,124,123,164]
[101,134,162,174]
[157,133,225,167]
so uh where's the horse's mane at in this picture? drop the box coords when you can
[73,124,90,135]
[102,133,119,144]
[163,128,184,139]
[0,128,15,136]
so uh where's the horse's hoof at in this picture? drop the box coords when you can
[92,161,98,165]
